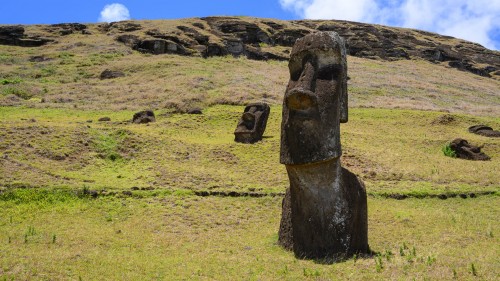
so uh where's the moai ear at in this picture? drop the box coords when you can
[339,68,348,123]
[338,35,348,123]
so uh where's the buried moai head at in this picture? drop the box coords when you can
[234,102,270,143]
[280,31,348,165]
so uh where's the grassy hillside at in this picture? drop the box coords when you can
[1,21,499,115]
[0,18,499,280]
[0,105,499,196]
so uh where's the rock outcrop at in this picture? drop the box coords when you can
[1,17,498,78]
[110,17,500,78]
[0,26,52,47]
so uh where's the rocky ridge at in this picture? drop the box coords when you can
[1,17,499,78]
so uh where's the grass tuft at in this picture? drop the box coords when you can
[442,143,457,158]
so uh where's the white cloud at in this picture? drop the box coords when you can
[280,0,500,50]
[99,3,131,23]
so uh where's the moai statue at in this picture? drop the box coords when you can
[278,32,368,259]
[234,102,270,143]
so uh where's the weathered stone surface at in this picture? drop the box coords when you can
[100,69,125,80]
[135,39,189,55]
[468,125,500,137]
[132,110,155,124]
[46,23,88,35]
[29,55,52,62]
[99,21,142,33]
[279,31,368,259]
[0,26,51,47]
[280,32,348,165]
[279,165,368,259]
[234,103,270,144]
[272,28,310,47]
[116,34,141,47]
[108,17,499,77]
[205,17,271,45]
[187,108,203,114]
[449,138,490,160]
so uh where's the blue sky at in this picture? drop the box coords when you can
[1,0,499,50]
[0,1,297,24]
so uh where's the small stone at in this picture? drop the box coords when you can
[89,190,98,198]
[100,69,125,80]
[98,117,111,122]
[187,108,203,114]
[132,110,155,124]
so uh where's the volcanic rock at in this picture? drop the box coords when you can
[100,69,125,80]
[132,110,155,124]
[468,125,500,137]
[449,138,490,161]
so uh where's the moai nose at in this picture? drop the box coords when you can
[298,61,315,91]
[242,112,256,130]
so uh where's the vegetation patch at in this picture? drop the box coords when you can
[442,142,457,158]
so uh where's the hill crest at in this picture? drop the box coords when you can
[1,16,499,78]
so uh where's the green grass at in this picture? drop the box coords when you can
[1,105,498,195]
[0,188,498,280]
[0,19,499,279]
[442,143,457,158]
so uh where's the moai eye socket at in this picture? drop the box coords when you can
[316,64,341,81]
[289,60,302,81]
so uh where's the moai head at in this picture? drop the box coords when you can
[234,102,270,143]
[280,31,348,165]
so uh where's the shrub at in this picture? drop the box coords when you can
[1,87,33,100]
[0,78,22,85]
[442,143,456,158]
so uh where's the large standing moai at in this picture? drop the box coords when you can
[278,32,368,259]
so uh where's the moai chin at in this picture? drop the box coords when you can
[234,102,270,143]
[278,31,368,260]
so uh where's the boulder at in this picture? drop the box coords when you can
[187,108,203,114]
[46,23,88,35]
[100,69,125,80]
[468,125,500,137]
[132,110,155,124]
[0,26,51,47]
[449,138,490,161]
[135,39,189,55]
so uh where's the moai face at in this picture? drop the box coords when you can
[234,102,270,143]
[280,32,348,165]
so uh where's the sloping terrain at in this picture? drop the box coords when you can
[2,17,499,77]
[0,17,499,280]
[0,18,499,115]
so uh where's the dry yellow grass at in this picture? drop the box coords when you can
[0,190,498,280]
[1,20,499,115]
[0,18,499,280]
